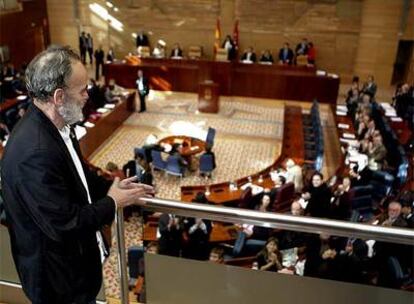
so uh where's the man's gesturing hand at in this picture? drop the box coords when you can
[108,176,155,208]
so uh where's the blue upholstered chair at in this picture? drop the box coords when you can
[165,155,185,177]
[151,150,166,171]
[199,153,215,177]
[206,127,216,147]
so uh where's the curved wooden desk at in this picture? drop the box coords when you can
[158,135,206,157]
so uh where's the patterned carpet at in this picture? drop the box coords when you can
[89,92,284,300]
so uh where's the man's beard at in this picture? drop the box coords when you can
[57,96,84,125]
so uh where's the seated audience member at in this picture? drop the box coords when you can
[285,158,303,192]
[168,145,189,172]
[152,41,166,58]
[158,213,183,257]
[361,75,377,98]
[306,42,316,65]
[393,83,411,119]
[278,42,294,65]
[123,152,153,185]
[256,237,283,272]
[303,172,332,218]
[86,78,105,110]
[366,134,387,171]
[222,35,237,60]
[295,38,308,56]
[209,247,224,264]
[346,87,360,117]
[378,201,407,228]
[11,72,26,95]
[104,79,124,103]
[259,49,274,63]
[330,177,352,220]
[136,242,158,303]
[277,200,306,250]
[233,194,273,256]
[356,113,371,140]
[106,47,115,62]
[240,46,256,63]
[269,175,287,201]
[170,43,183,58]
[374,201,409,287]
[401,201,414,228]
[294,247,307,276]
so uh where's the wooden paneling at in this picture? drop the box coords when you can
[0,0,50,67]
[104,59,339,103]
[46,0,406,86]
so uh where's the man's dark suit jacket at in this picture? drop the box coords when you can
[136,76,150,96]
[1,104,115,304]
[170,48,183,58]
[136,34,149,47]
[278,48,294,64]
[240,52,257,62]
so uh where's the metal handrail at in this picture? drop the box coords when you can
[116,197,414,304]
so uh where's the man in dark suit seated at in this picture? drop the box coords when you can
[259,49,274,63]
[1,46,155,304]
[278,42,294,65]
[170,43,183,58]
[240,46,256,63]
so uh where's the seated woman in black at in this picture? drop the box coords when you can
[256,237,283,272]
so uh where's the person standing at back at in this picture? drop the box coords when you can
[1,46,154,304]
[136,69,149,112]
[94,45,104,80]
[86,33,94,64]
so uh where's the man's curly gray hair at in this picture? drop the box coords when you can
[25,46,81,102]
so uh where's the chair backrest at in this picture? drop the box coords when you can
[188,46,202,59]
[151,150,166,170]
[166,155,183,175]
[138,46,151,58]
[215,48,228,61]
[206,127,216,147]
[272,182,295,212]
[199,153,214,173]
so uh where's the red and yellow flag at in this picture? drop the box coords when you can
[214,18,221,54]
[233,19,239,50]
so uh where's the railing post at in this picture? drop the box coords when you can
[115,208,129,304]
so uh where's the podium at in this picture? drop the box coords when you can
[198,81,219,113]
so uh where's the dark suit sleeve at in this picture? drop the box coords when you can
[252,53,257,62]
[15,149,115,243]
[83,163,113,203]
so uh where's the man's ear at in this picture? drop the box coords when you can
[53,88,65,107]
